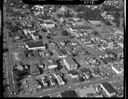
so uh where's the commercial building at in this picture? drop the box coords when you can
[25,41,45,50]
[100,82,116,97]
[63,55,78,71]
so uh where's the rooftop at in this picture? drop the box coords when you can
[61,90,77,97]
[26,41,45,48]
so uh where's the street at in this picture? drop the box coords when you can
[18,74,118,97]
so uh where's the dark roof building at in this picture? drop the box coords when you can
[100,82,116,97]
[25,41,45,50]
[61,90,77,97]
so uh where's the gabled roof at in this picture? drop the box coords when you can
[101,82,116,94]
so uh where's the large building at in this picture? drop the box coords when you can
[63,55,78,71]
[100,82,116,97]
[25,41,45,50]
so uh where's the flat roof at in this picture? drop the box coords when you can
[61,90,77,97]
[26,41,45,48]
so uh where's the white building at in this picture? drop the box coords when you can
[111,64,123,74]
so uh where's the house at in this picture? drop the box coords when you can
[63,55,77,71]
[100,82,116,97]
[25,41,45,50]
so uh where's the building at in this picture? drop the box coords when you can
[111,64,123,74]
[61,90,77,97]
[53,74,65,85]
[40,20,55,28]
[25,41,45,50]
[40,76,48,87]
[100,82,116,97]
[69,70,79,78]
[48,64,58,69]
[88,20,103,25]
[53,48,66,58]
[63,55,77,71]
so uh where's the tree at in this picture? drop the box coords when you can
[61,30,69,36]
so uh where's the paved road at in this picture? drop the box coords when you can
[3,4,17,97]
[18,74,118,97]
[6,29,17,97]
